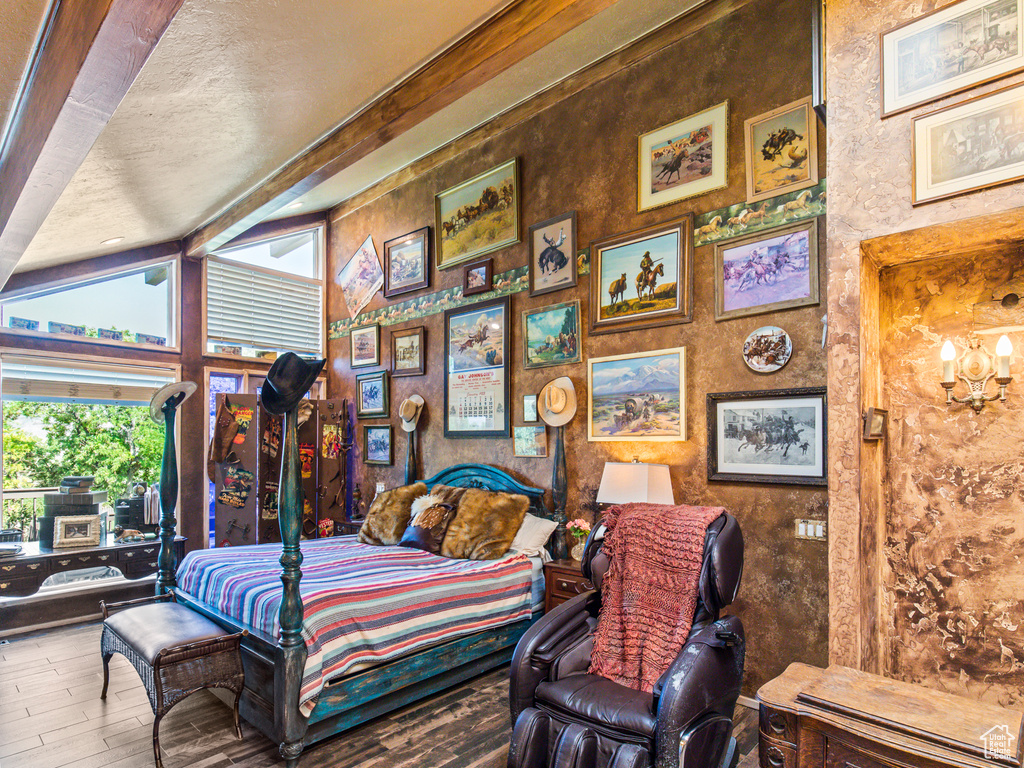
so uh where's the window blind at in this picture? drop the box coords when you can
[206,258,322,355]
[1,357,177,405]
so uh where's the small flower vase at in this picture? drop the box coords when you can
[571,540,585,561]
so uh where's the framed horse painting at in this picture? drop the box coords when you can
[588,215,693,336]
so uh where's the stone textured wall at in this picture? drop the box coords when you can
[327,0,829,695]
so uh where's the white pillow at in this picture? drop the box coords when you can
[509,513,558,559]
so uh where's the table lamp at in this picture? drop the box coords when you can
[596,459,674,506]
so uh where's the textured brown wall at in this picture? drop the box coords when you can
[327,0,828,695]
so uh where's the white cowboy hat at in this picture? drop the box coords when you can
[538,377,576,427]
[150,381,197,424]
[399,394,425,432]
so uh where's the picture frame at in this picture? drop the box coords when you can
[523,394,538,422]
[638,101,729,212]
[363,425,393,465]
[912,81,1024,204]
[863,407,889,440]
[444,295,510,439]
[435,158,519,269]
[880,0,1024,118]
[462,258,494,296]
[338,235,384,318]
[522,300,581,369]
[513,426,548,458]
[356,370,389,418]
[383,226,431,298]
[714,218,819,321]
[589,215,693,336]
[744,96,818,203]
[588,346,686,442]
[529,210,578,296]
[391,326,425,377]
[349,324,380,368]
[53,514,102,548]
[706,387,827,486]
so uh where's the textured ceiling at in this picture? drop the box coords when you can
[0,0,50,149]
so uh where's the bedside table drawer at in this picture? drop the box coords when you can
[550,574,593,599]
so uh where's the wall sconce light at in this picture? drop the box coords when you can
[940,335,1013,412]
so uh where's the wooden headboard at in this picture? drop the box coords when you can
[421,463,550,521]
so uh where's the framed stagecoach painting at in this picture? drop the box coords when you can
[588,215,693,336]
[587,347,686,442]
[706,387,827,485]
[444,296,511,439]
[529,210,578,296]
[744,97,818,203]
[435,158,519,269]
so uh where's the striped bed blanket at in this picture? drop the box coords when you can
[176,536,533,716]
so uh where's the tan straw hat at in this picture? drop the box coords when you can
[150,381,197,424]
[538,377,577,427]
[399,394,425,432]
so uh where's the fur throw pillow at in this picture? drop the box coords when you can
[441,488,529,560]
[399,494,456,554]
[429,484,469,507]
[357,482,427,546]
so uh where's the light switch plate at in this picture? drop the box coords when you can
[795,518,827,540]
[375,482,386,494]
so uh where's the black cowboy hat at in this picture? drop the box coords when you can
[261,352,326,415]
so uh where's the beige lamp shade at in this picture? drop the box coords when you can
[596,461,674,505]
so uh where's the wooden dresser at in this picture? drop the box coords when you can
[543,559,593,612]
[757,663,1024,768]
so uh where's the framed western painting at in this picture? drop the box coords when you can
[383,226,430,298]
[391,326,425,377]
[529,210,578,296]
[587,346,686,442]
[462,258,493,296]
[523,300,581,369]
[881,0,1024,117]
[638,101,728,212]
[444,296,510,438]
[338,235,383,318]
[513,426,548,458]
[744,97,818,203]
[363,425,393,465]
[435,158,519,269]
[523,394,538,422]
[589,215,693,336]
[912,81,1024,204]
[349,324,380,368]
[714,218,819,321]
[706,387,827,485]
[356,370,389,418]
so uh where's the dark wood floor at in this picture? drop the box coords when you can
[0,621,759,767]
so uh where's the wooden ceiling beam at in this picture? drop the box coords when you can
[0,0,186,289]
[183,0,619,259]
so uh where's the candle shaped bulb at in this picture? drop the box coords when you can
[997,334,1012,378]
[941,340,956,383]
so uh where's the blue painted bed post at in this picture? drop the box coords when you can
[157,397,181,595]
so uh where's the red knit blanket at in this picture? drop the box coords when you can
[589,502,726,692]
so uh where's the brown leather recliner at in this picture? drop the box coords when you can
[508,513,744,768]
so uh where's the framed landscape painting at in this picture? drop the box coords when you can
[638,101,728,212]
[391,326,425,377]
[881,0,1024,117]
[706,387,826,485]
[513,426,547,458]
[383,226,430,298]
[529,210,577,296]
[589,215,693,336]
[587,347,686,442]
[350,324,380,368]
[744,97,818,203]
[522,300,581,369]
[463,258,493,296]
[444,296,510,439]
[363,425,393,465]
[435,158,519,269]
[356,370,389,418]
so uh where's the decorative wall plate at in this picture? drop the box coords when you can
[742,326,792,373]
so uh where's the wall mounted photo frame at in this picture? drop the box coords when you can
[391,326,425,377]
[529,210,578,296]
[444,295,510,438]
[714,218,819,321]
[462,258,494,296]
[53,514,102,548]
[356,370,389,418]
[523,300,581,369]
[523,394,538,422]
[588,346,686,442]
[589,215,693,336]
[338,235,383,318]
[638,101,728,212]
[881,0,1024,118]
[435,158,519,269]
[383,226,430,298]
[744,96,818,203]
[706,387,827,485]
[863,407,888,440]
[350,324,381,368]
[513,426,548,458]
[363,425,393,465]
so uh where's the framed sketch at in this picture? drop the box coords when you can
[706,387,827,485]
[529,211,578,296]
[435,158,519,269]
[912,81,1024,204]
[53,514,102,548]
[881,0,1024,118]
[588,347,686,442]
[444,296,510,438]
[638,101,728,212]
[863,407,888,440]
[523,300,581,369]
[350,324,380,368]
[743,326,793,373]
[714,218,819,321]
[523,394,538,422]
[589,215,693,336]
[391,326,425,377]
[338,235,384,318]
[513,426,548,458]
[383,226,430,298]
[363,425,393,465]
[356,370,389,418]
[744,97,818,203]
[462,258,493,296]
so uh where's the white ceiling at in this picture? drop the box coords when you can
[13,0,705,273]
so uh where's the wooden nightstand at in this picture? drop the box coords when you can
[544,558,594,613]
